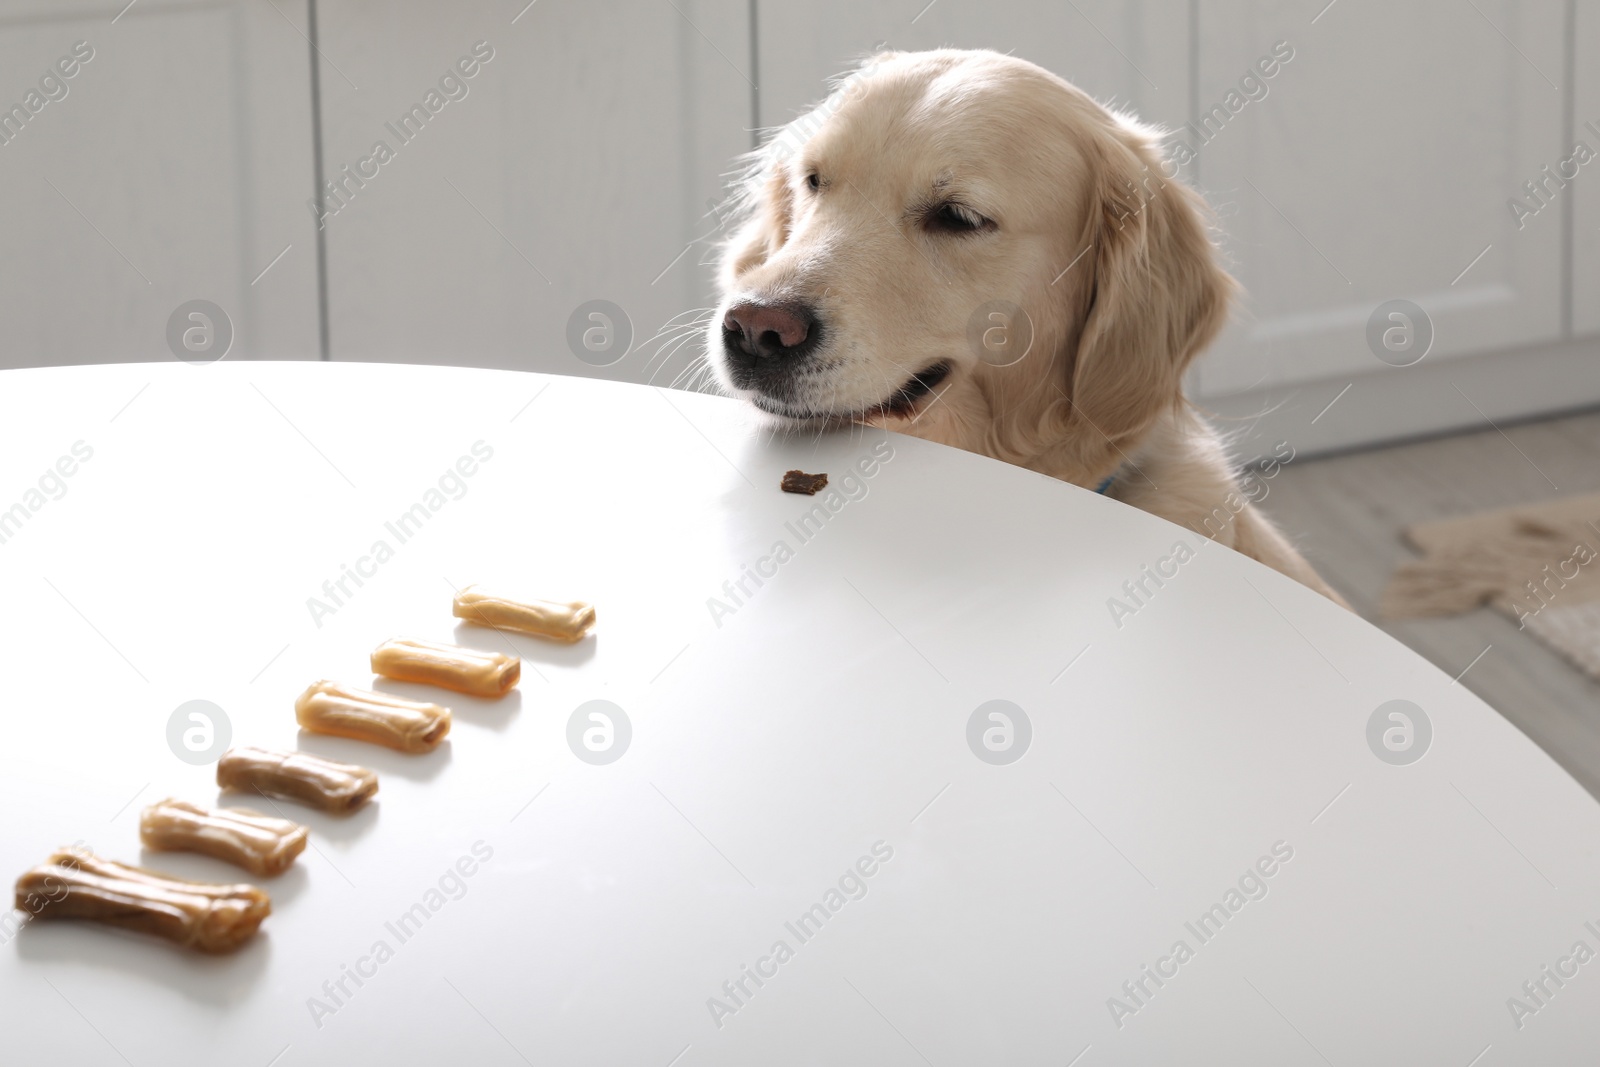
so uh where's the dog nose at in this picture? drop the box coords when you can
[722,301,816,360]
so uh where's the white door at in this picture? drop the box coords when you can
[0,0,321,369]
[1194,0,1567,396]
[315,0,751,389]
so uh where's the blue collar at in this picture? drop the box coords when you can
[1094,473,1115,495]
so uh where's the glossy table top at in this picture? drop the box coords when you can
[1,361,1597,1065]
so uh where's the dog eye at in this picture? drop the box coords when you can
[805,173,821,191]
[926,202,993,234]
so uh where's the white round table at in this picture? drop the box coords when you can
[2,362,1598,1065]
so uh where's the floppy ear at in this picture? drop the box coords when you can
[1063,119,1235,445]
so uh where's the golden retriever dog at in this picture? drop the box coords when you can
[707,48,1344,604]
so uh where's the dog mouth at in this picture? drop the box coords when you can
[866,361,953,419]
[750,361,953,422]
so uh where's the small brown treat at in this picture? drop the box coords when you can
[452,585,595,643]
[781,470,829,495]
[139,798,308,877]
[15,848,270,953]
[371,638,520,698]
[295,680,452,753]
[217,746,378,813]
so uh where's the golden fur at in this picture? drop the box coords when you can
[708,49,1343,604]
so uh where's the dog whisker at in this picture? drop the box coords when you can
[646,346,708,394]
[639,318,712,354]
[640,325,710,374]
[655,340,705,390]
[659,305,718,327]
[637,328,695,363]
[636,309,717,354]
[669,357,711,395]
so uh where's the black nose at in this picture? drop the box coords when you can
[722,301,819,364]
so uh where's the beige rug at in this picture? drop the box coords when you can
[1383,492,1600,681]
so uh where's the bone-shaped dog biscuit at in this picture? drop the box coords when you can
[370,638,520,697]
[294,680,451,753]
[139,798,308,877]
[217,746,379,813]
[452,585,596,642]
[14,849,270,953]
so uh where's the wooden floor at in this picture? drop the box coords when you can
[1262,407,1600,799]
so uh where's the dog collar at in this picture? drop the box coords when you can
[1094,473,1115,495]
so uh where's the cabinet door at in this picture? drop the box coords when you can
[756,0,1189,138]
[0,0,320,368]
[1195,0,1567,397]
[1576,1,1600,337]
[315,0,750,388]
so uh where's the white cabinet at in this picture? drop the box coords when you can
[1193,0,1568,394]
[1576,0,1600,337]
[314,0,750,386]
[0,0,320,368]
[755,0,1189,140]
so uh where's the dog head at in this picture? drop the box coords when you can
[709,49,1234,477]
